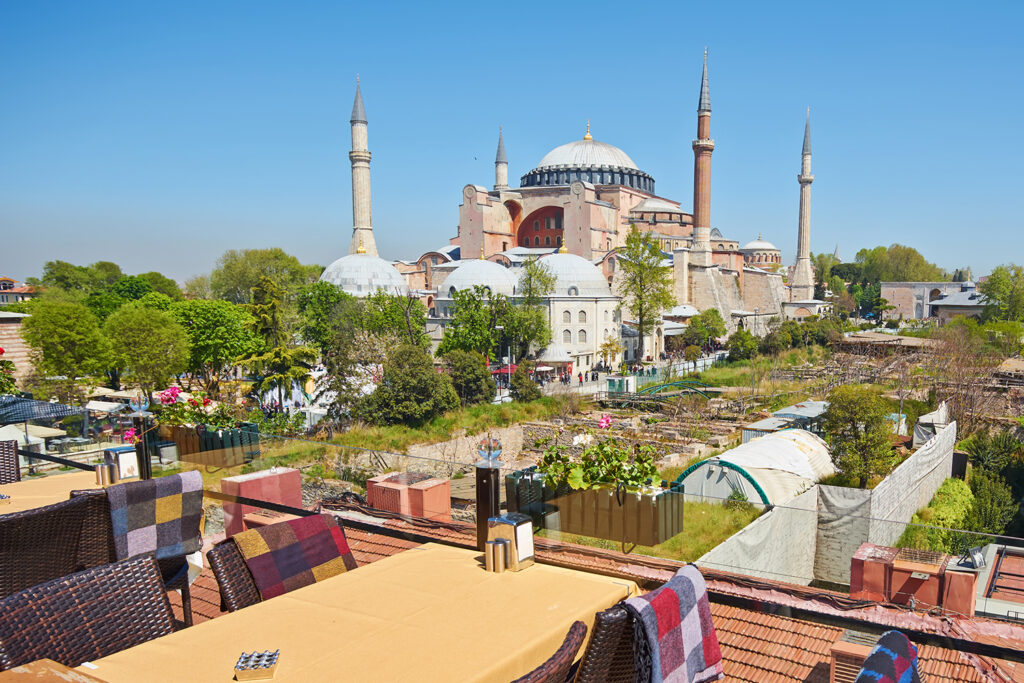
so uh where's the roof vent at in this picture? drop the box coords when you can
[830,629,876,683]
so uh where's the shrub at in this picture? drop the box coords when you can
[896,478,974,552]
[509,361,542,402]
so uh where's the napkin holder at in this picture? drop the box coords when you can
[0,493,10,506]
[486,512,534,571]
[234,650,279,681]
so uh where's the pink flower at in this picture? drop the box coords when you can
[598,414,612,429]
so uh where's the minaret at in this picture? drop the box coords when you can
[790,109,815,301]
[348,78,378,256]
[494,127,508,191]
[691,49,715,267]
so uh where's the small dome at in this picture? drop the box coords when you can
[439,259,518,298]
[740,235,779,252]
[319,253,409,297]
[539,253,612,298]
[631,197,687,214]
[536,139,639,171]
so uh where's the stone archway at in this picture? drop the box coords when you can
[517,206,564,248]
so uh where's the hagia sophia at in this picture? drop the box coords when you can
[320,56,829,372]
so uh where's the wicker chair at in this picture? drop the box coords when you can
[511,621,587,683]
[207,540,262,612]
[0,555,176,670]
[0,495,95,599]
[572,605,637,683]
[0,440,19,485]
[70,488,196,627]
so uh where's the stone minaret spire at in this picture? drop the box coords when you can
[790,108,815,301]
[348,78,377,256]
[691,49,715,267]
[494,126,508,191]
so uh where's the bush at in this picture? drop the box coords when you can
[896,478,974,552]
[509,361,542,402]
[442,350,495,406]
[356,344,459,426]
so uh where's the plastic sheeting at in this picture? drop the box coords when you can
[680,429,836,506]
[913,401,949,448]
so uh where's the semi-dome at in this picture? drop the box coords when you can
[520,125,654,193]
[539,252,613,298]
[439,258,518,298]
[319,253,409,297]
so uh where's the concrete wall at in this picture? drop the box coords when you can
[697,486,819,585]
[813,421,958,585]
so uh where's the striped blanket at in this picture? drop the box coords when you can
[855,630,922,683]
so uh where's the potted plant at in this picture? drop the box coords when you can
[155,387,259,465]
[506,416,683,549]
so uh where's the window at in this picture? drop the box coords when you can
[545,218,551,230]
[563,329,572,343]
[555,215,562,230]
[578,311,587,323]
[545,236,551,246]
[502,242,507,251]
[608,258,615,271]
[604,310,609,321]
[534,221,540,231]
[568,286,578,296]
[578,329,587,343]
[562,310,571,323]
[432,257,439,265]
[534,236,540,246]
[556,236,562,246]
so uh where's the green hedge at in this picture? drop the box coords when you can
[896,478,973,553]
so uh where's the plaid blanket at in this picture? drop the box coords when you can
[232,513,357,600]
[107,470,204,560]
[624,565,723,683]
[855,631,922,683]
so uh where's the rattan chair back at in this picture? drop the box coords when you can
[0,495,94,599]
[207,540,262,612]
[0,555,175,670]
[0,440,19,485]
[511,621,587,683]
[572,604,637,683]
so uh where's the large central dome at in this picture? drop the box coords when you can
[536,139,639,170]
[520,127,654,193]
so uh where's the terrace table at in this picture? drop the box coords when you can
[79,543,638,682]
[0,470,98,515]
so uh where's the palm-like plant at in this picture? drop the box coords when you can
[245,345,316,412]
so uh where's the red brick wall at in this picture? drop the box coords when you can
[0,318,31,385]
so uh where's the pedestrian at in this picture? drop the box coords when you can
[578,372,583,385]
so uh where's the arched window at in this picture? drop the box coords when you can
[568,286,579,296]
[534,236,540,246]
[578,329,587,344]
[562,310,571,323]
[448,287,457,297]
[556,236,562,246]
[545,236,551,246]
[534,221,540,231]
[578,311,587,323]
[608,258,616,271]
[563,329,572,343]
[604,310,609,321]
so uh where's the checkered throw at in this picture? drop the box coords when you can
[231,513,357,600]
[624,565,723,683]
[855,630,922,683]
[107,470,204,560]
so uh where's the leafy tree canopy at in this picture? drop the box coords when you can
[979,264,1024,322]
[443,350,496,406]
[855,244,948,284]
[822,385,895,488]
[682,309,726,350]
[356,344,458,426]
[169,299,260,395]
[137,271,183,299]
[726,329,758,361]
[84,291,126,323]
[110,275,154,301]
[21,300,109,393]
[210,248,322,303]
[509,361,542,402]
[616,226,675,360]
[104,306,190,397]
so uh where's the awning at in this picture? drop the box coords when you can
[0,396,81,424]
[85,400,129,414]
[535,365,554,372]
[491,364,517,375]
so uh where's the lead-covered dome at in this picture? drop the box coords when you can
[539,252,613,298]
[741,237,779,252]
[439,259,518,298]
[521,127,654,193]
[319,253,409,297]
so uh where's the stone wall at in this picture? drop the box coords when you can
[0,316,31,383]
[813,421,957,585]
[697,486,819,585]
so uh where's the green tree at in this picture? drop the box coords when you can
[443,350,496,406]
[979,264,1024,322]
[297,281,349,354]
[822,386,895,488]
[513,259,556,357]
[133,292,173,311]
[965,471,1018,539]
[32,260,94,292]
[84,291,126,323]
[104,306,190,401]
[616,226,675,360]
[759,329,791,355]
[509,361,542,402]
[245,345,316,412]
[170,299,260,395]
[210,248,320,303]
[356,344,458,426]
[88,261,124,290]
[21,300,108,400]
[437,285,506,357]
[683,345,701,372]
[0,348,16,394]
[110,275,154,301]
[183,275,212,300]
[854,244,947,284]
[682,309,726,350]
[137,271,183,299]
[599,337,624,365]
[811,252,839,289]
[517,257,557,305]
[727,329,758,361]
[363,291,428,346]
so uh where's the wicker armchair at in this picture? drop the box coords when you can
[0,495,94,599]
[572,605,637,683]
[512,621,587,683]
[0,555,175,670]
[207,540,261,612]
[0,440,18,485]
[70,488,195,627]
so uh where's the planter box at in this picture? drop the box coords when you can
[505,467,683,547]
[167,424,260,467]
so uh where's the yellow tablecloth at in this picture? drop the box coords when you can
[0,471,98,514]
[80,543,637,682]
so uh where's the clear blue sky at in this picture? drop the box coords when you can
[2,0,1022,283]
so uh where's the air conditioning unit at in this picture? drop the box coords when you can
[366,472,451,521]
[830,629,876,683]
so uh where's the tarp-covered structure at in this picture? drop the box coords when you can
[678,429,835,506]
[913,401,949,447]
